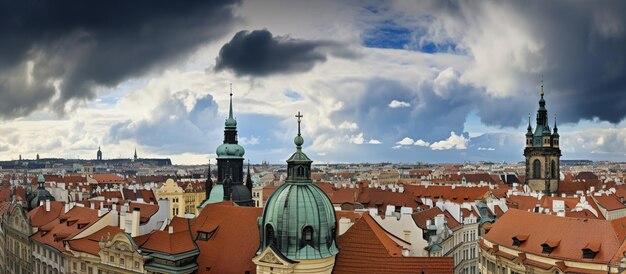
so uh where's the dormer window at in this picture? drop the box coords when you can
[512,234,528,247]
[541,239,560,254]
[198,229,217,241]
[582,243,600,259]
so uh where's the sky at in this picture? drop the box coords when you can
[0,0,625,165]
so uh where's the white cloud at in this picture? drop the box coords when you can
[477,147,496,151]
[349,132,365,144]
[368,139,382,144]
[388,100,411,108]
[414,139,430,147]
[338,121,359,131]
[430,132,468,150]
[396,137,415,145]
[240,136,260,146]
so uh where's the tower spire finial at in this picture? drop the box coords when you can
[296,111,303,136]
[229,83,234,119]
[540,73,543,98]
[294,111,304,149]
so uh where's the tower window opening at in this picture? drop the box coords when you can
[297,166,305,177]
[551,160,557,179]
[533,160,541,179]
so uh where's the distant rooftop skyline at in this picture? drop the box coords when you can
[0,0,625,165]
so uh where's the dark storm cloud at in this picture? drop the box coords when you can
[214,29,354,76]
[0,0,240,118]
[410,0,626,125]
[334,76,531,145]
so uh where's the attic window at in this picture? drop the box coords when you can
[582,243,600,259]
[542,244,554,254]
[582,248,597,259]
[541,240,560,254]
[512,234,528,247]
[198,229,216,241]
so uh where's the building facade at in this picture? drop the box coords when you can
[2,203,33,274]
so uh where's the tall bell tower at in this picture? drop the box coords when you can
[524,81,561,194]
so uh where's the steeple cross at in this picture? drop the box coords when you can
[230,83,233,97]
[295,111,303,135]
[541,74,543,96]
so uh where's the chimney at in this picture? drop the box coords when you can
[168,226,174,234]
[90,203,95,209]
[131,209,140,237]
[45,200,51,212]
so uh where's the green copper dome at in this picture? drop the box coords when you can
[216,143,245,158]
[258,111,338,260]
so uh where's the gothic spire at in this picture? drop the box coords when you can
[526,112,533,135]
[246,160,253,191]
[553,113,559,135]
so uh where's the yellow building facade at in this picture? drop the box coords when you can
[155,179,205,219]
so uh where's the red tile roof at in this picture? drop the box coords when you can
[28,201,65,227]
[483,209,626,264]
[138,228,197,255]
[404,185,490,202]
[30,206,101,251]
[334,213,454,273]
[91,174,126,184]
[67,226,123,256]
[189,202,262,273]
[592,194,625,211]
[412,207,461,230]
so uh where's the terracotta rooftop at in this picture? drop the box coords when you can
[27,201,65,227]
[591,194,625,211]
[90,174,126,184]
[412,207,461,230]
[30,206,101,252]
[138,227,197,255]
[67,225,123,256]
[334,213,454,273]
[483,209,626,264]
[404,185,490,202]
[189,201,262,274]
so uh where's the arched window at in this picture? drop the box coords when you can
[303,225,313,243]
[297,166,305,177]
[533,160,541,179]
[551,160,557,179]
[265,224,275,247]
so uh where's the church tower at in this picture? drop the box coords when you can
[200,85,253,207]
[524,83,561,194]
[97,146,103,161]
[253,112,338,274]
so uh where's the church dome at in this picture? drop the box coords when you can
[257,112,338,260]
[216,143,245,158]
[260,183,338,260]
[29,175,55,209]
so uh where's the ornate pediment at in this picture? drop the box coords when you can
[260,252,280,264]
[253,246,296,268]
